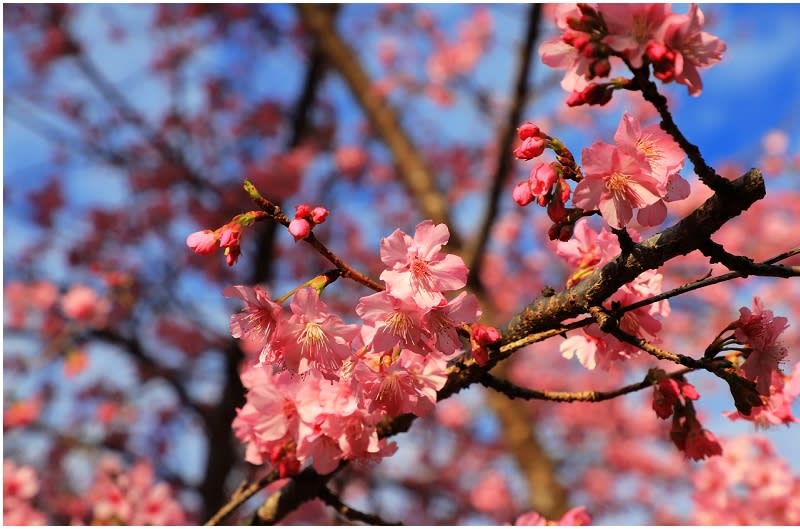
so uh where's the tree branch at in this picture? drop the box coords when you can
[630,65,731,193]
[318,487,400,526]
[466,3,542,289]
[295,4,463,250]
[480,367,695,403]
[699,239,800,278]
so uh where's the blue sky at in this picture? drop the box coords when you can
[4,4,800,523]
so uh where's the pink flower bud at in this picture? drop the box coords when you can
[566,90,585,107]
[471,324,501,345]
[219,226,240,248]
[186,229,218,255]
[311,206,329,224]
[513,136,546,160]
[517,122,540,140]
[512,180,534,206]
[288,218,311,241]
[294,203,312,219]
[528,162,557,197]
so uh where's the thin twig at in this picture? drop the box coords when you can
[318,487,400,526]
[204,470,280,526]
[699,239,800,278]
[619,246,800,314]
[296,4,463,250]
[466,3,542,288]
[480,367,695,403]
[245,180,384,292]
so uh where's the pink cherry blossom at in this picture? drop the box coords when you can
[423,291,481,358]
[224,285,283,366]
[652,372,700,419]
[555,218,624,270]
[285,288,358,377]
[599,4,671,68]
[692,436,800,525]
[613,112,688,225]
[657,4,727,96]
[186,228,219,254]
[538,4,593,93]
[356,290,429,355]
[354,349,448,417]
[86,457,187,524]
[233,366,302,466]
[734,297,789,395]
[380,220,468,308]
[573,141,661,229]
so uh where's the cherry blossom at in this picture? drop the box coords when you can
[224,285,283,366]
[656,4,727,96]
[284,288,358,378]
[733,297,789,395]
[599,4,671,68]
[573,141,661,229]
[380,220,468,308]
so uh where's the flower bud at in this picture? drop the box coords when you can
[186,230,218,255]
[288,218,312,241]
[517,122,540,140]
[512,180,534,206]
[294,203,312,219]
[513,136,546,160]
[311,206,329,224]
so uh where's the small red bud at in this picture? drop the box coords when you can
[566,91,585,107]
[517,122,540,140]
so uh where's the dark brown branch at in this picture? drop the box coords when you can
[619,246,800,315]
[699,239,800,278]
[480,367,694,403]
[589,306,764,415]
[204,470,280,526]
[296,4,463,250]
[242,462,347,525]
[318,487,400,526]
[630,65,731,193]
[501,168,765,349]
[466,3,542,288]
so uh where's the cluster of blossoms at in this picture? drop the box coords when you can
[2,458,188,525]
[555,220,670,370]
[186,210,266,266]
[229,221,496,475]
[85,457,188,525]
[691,436,800,524]
[3,460,47,525]
[513,112,689,232]
[648,368,722,461]
[287,203,329,241]
[540,3,726,103]
[717,298,797,426]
